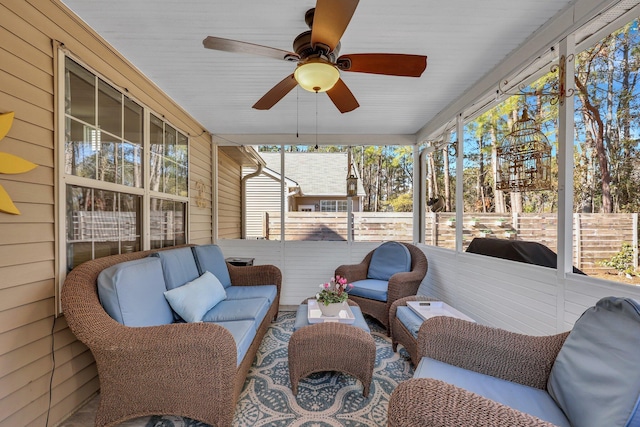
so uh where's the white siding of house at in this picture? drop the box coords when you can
[242,169,282,239]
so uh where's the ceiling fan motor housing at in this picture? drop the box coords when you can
[293,30,340,61]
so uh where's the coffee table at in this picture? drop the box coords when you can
[288,299,376,397]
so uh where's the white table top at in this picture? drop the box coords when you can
[407,301,475,323]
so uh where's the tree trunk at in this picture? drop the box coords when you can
[443,144,451,212]
[490,126,506,213]
[576,78,613,213]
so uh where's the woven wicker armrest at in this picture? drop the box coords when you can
[387,271,424,302]
[335,262,369,282]
[227,263,282,289]
[417,317,569,389]
[92,322,238,427]
[388,378,559,427]
[98,321,237,385]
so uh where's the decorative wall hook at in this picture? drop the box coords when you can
[498,54,575,106]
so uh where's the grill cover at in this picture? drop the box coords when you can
[466,238,585,274]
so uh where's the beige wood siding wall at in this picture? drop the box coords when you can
[190,139,214,244]
[0,1,213,426]
[217,150,241,239]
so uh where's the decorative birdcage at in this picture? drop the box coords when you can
[496,109,552,192]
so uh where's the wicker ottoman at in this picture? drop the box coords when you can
[289,299,376,397]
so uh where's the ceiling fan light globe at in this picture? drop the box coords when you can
[294,60,340,93]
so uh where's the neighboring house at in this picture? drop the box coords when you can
[243,152,365,239]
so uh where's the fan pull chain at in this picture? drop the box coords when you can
[315,91,319,150]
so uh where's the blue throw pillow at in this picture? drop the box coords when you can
[164,271,227,323]
[367,241,411,281]
[97,257,174,327]
[547,296,640,427]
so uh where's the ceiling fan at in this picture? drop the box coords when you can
[202,0,427,113]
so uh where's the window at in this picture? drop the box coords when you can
[66,186,141,269]
[423,131,457,248]
[320,200,347,212]
[62,57,188,270]
[240,145,414,242]
[572,16,640,285]
[459,72,559,255]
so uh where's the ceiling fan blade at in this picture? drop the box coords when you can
[337,53,427,77]
[311,0,359,52]
[252,74,298,110]
[203,36,299,62]
[326,78,359,113]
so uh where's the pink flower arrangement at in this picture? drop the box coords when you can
[316,275,353,306]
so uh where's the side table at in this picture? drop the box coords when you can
[225,257,254,266]
[288,299,376,397]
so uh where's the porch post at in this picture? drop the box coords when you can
[455,114,464,253]
[557,34,575,331]
[413,143,420,243]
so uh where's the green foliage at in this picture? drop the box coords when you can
[385,192,413,212]
[599,242,638,276]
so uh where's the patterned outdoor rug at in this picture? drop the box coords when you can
[145,311,414,427]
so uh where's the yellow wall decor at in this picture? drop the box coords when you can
[0,112,37,215]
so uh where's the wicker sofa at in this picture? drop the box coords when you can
[388,296,640,427]
[61,244,281,427]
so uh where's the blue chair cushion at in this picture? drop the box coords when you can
[224,285,278,304]
[367,241,411,281]
[396,306,424,338]
[348,279,388,302]
[202,297,271,328]
[212,320,257,366]
[293,304,370,333]
[97,257,173,327]
[163,271,227,323]
[150,247,200,290]
[547,296,640,427]
[191,245,232,288]
[415,357,571,427]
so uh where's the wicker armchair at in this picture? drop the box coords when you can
[389,295,440,366]
[335,242,427,333]
[388,316,569,427]
[61,247,281,427]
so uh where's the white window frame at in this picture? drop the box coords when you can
[320,200,348,212]
[56,49,190,312]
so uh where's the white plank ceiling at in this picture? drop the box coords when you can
[61,0,577,145]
